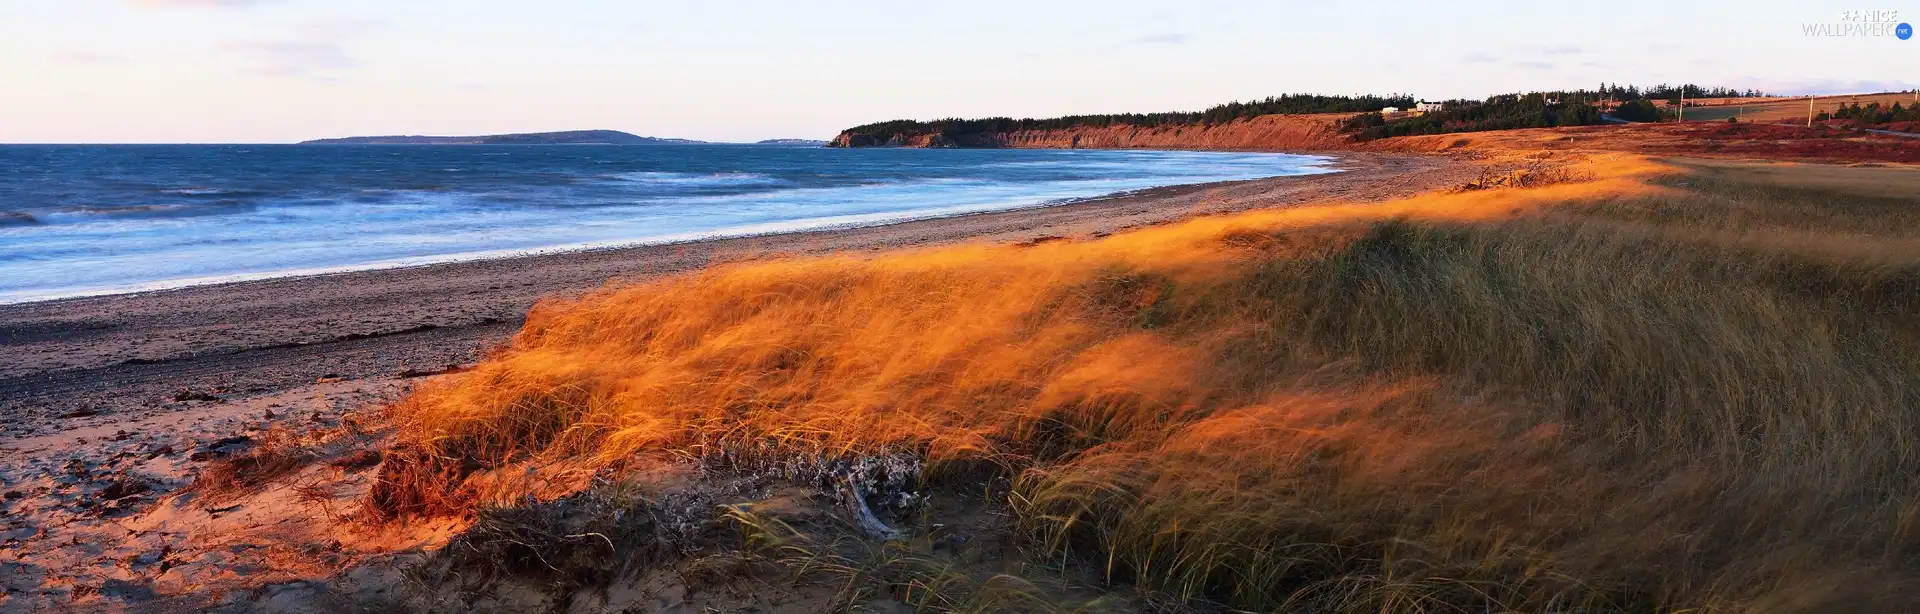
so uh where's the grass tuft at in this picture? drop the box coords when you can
[190,427,313,502]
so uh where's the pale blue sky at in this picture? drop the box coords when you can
[2,0,1915,143]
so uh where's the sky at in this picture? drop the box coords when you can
[2,0,1916,143]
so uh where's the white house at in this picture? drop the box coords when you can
[1415,101,1445,113]
[1380,106,1402,114]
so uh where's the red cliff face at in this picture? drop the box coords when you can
[829,132,950,148]
[997,114,1357,151]
[830,114,1359,151]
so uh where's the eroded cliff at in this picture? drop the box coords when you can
[829,114,1356,151]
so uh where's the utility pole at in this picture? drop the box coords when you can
[1808,95,1816,128]
[1679,88,1685,122]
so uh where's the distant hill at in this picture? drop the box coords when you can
[299,130,703,145]
[755,138,829,146]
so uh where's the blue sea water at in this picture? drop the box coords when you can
[0,144,1337,304]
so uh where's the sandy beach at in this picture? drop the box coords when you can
[0,151,1472,611]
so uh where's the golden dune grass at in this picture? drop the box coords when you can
[377,155,1920,612]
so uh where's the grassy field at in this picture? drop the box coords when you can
[1673,92,1920,123]
[370,153,1920,612]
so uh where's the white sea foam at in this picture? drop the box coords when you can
[0,147,1338,304]
[610,171,785,186]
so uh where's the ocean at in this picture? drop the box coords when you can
[0,144,1336,304]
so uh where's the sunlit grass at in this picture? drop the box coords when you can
[374,154,1920,611]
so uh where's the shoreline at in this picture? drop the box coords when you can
[0,152,1472,439]
[0,158,1337,308]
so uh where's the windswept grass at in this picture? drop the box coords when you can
[375,155,1920,612]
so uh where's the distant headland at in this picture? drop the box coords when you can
[299,130,703,145]
[755,138,830,146]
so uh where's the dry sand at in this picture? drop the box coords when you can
[0,152,1475,612]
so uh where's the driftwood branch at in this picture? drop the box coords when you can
[841,474,903,540]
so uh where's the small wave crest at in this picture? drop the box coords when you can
[0,211,39,227]
[42,204,191,222]
[610,171,785,187]
[32,203,261,225]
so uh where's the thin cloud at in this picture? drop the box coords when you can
[1511,60,1556,70]
[220,17,379,80]
[219,40,359,77]
[51,50,130,64]
[1133,33,1189,45]
[297,17,383,40]
[1752,78,1920,96]
[1467,45,1582,66]
[129,0,270,8]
